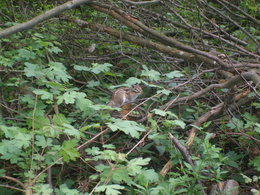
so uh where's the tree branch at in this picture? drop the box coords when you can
[89,2,259,68]
[162,70,260,110]
[122,0,160,5]
[186,89,252,147]
[0,0,90,38]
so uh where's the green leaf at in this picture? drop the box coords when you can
[57,91,77,104]
[143,169,159,182]
[87,80,100,88]
[0,140,22,163]
[55,184,82,195]
[91,62,113,74]
[74,63,113,74]
[164,70,184,79]
[45,62,71,83]
[26,116,50,129]
[164,120,186,129]
[95,184,124,195]
[0,169,6,177]
[62,124,80,139]
[156,89,172,95]
[14,132,31,148]
[85,147,101,156]
[24,62,44,78]
[59,139,80,162]
[33,184,53,195]
[0,56,13,67]
[249,156,260,171]
[53,114,70,125]
[107,119,146,138]
[111,168,132,184]
[35,135,53,148]
[17,49,36,60]
[141,65,161,81]
[103,144,116,149]
[227,117,244,130]
[127,157,150,176]
[75,97,97,117]
[47,46,62,54]
[125,77,142,85]
[152,109,167,116]
[33,89,53,100]
[73,65,89,71]
[0,126,32,149]
[136,169,159,184]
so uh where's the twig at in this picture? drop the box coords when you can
[122,0,160,5]
[162,70,260,110]
[0,0,91,38]
[169,133,195,167]
[1,176,26,188]
[0,184,25,192]
[168,133,206,195]
[126,129,152,156]
[186,89,251,147]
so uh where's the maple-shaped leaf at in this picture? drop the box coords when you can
[45,62,71,83]
[164,70,184,79]
[33,89,53,100]
[127,157,150,176]
[95,184,124,195]
[107,119,146,138]
[90,62,113,74]
[59,139,80,162]
[141,65,161,81]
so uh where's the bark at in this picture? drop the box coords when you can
[0,0,91,38]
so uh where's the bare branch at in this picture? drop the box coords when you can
[169,133,195,167]
[162,70,260,110]
[1,176,26,188]
[89,2,260,68]
[122,0,160,5]
[168,133,206,195]
[0,184,25,193]
[0,0,90,38]
[199,0,260,48]
[217,0,260,26]
[186,89,252,147]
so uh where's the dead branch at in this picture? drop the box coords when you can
[122,0,160,5]
[162,70,260,110]
[141,9,255,57]
[168,133,206,195]
[199,0,260,48]
[71,19,212,65]
[89,2,230,68]
[0,0,91,38]
[186,89,251,147]
[72,18,260,69]
[89,2,259,68]
[186,103,224,147]
[169,133,195,167]
[217,0,260,26]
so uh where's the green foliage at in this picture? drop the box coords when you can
[95,184,124,195]
[107,119,146,138]
[0,0,259,194]
[59,139,80,162]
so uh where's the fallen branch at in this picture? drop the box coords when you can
[71,18,260,69]
[162,70,260,110]
[186,89,251,147]
[168,133,206,195]
[122,0,160,5]
[169,133,195,167]
[0,0,91,38]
